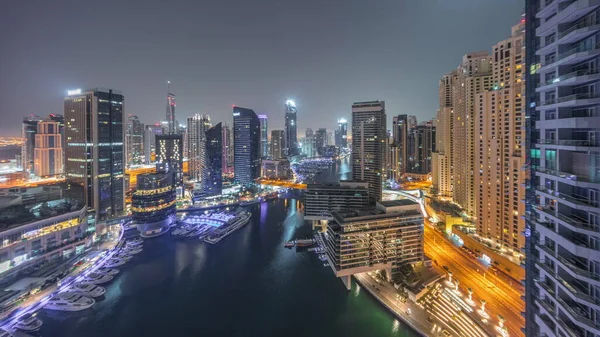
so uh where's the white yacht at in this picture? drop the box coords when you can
[105,257,127,268]
[114,252,133,261]
[80,272,113,285]
[126,238,143,246]
[69,283,106,297]
[205,212,251,244]
[97,267,119,276]
[122,246,142,255]
[44,293,95,312]
[13,313,42,332]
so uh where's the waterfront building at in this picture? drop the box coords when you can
[284,100,299,156]
[155,134,183,196]
[125,114,144,167]
[336,118,348,148]
[221,124,234,174]
[21,115,42,175]
[165,82,177,134]
[132,165,176,238]
[186,114,211,183]
[203,123,222,196]
[144,124,162,164]
[525,2,600,336]
[392,114,408,177]
[233,106,260,186]
[315,128,327,156]
[64,88,125,221]
[324,200,424,289]
[351,101,387,204]
[475,22,525,252]
[304,181,370,231]
[406,121,435,175]
[34,121,63,177]
[258,114,268,158]
[270,129,285,160]
[260,159,290,180]
[0,207,89,277]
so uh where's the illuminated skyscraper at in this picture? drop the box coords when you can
[34,121,63,177]
[186,114,211,183]
[126,114,144,166]
[335,118,348,147]
[271,129,285,160]
[155,134,183,195]
[315,128,327,156]
[257,114,268,158]
[222,124,233,174]
[305,128,314,138]
[21,115,42,174]
[284,100,299,156]
[64,88,125,221]
[233,106,260,185]
[144,124,162,164]
[166,81,176,134]
[392,114,408,177]
[351,101,386,204]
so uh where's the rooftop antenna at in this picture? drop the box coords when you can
[167,80,171,94]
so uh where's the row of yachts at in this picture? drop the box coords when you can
[171,211,252,244]
[0,239,146,336]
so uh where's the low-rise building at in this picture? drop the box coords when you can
[304,181,370,231]
[324,200,424,289]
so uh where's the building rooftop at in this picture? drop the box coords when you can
[378,199,418,207]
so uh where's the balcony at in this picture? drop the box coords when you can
[537,69,600,91]
[536,0,559,19]
[555,274,599,307]
[535,186,600,211]
[538,0,600,37]
[555,254,600,286]
[535,138,600,151]
[535,167,600,189]
[538,92,600,109]
[556,296,600,331]
[538,43,600,73]
[557,21,600,44]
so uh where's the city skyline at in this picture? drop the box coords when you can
[0,1,523,137]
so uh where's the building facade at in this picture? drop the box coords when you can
[284,100,299,156]
[21,115,42,175]
[270,129,285,160]
[64,88,125,221]
[233,106,260,186]
[407,122,435,175]
[132,166,176,238]
[34,121,63,177]
[392,114,409,177]
[261,159,291,180]
[526,2,600,337]
[126,114,144,167]
[315,128,327,156]
[258,114,268,158]
[186,114,211,183]
[475,22,526,252]
[166,84,177,134]
[351,101,387,204]
[324,200,424,289]
[432,71,457,197]
[221,124,234,175]
[144,124,162,164]
[155,134,183,195]
[304,181,370,231]
[203,123,222,196]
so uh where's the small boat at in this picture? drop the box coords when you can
[318,255,327,261]
[104,258,127,268]
[80,272,113,285]
[171,227,184,236]
[121,246,142,254]
[296,239,315,247]
[44,293,95,312]
[284,241,295,248]
[69,283,106,298]
[13,313,43,331]
[97,267,119,276]
[126,238,143,246]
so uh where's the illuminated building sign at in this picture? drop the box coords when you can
[67,89,82,96]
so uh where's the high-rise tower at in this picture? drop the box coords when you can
[284,100,299,156]
[166,81,176,134]
[186,114,211,183]
[258,114,268,158]
[271,130,285,160]
[233,106,260,185]
[34,120,63,177]
[21,115,42,174]
[204,123,222,196]
[64,88,125,221]
[351,101,386,204]
[126,114,144,167]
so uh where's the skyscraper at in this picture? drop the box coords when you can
[221,124,233,175]
[126,114,144,167]
[432,71,457,197]
[21,115,42,174]
[475,22,525,253]
[144,124,162,164]
[305,128,314,138]
[64,88,125,221]
[336,118,348,147]
[407,122,435,175]
[270,129,285,160]
[186,114,211,183]
[315,128,327,156]
[155,134,183,195]
[203,123,222,196]
[34,121,63,177]
[258,114,268,158]
[284,100,299,156]
[454,52,493,217]
[233,106,260,185]
[526,3,600,336]
[392,114,408,177]
[351,101,386,204]
[166,81,176,134]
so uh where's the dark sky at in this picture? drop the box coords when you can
[0,0,523,137]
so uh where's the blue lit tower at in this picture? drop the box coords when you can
[284,100,299,156]
[233,106,260,186]
[64,88,125,221]
[203,122,222,196]
[258,114,268,158]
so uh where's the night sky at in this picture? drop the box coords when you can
[0,0,523,137]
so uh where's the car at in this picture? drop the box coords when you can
[405,308,412,315]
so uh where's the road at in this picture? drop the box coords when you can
[424,224,525,337]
